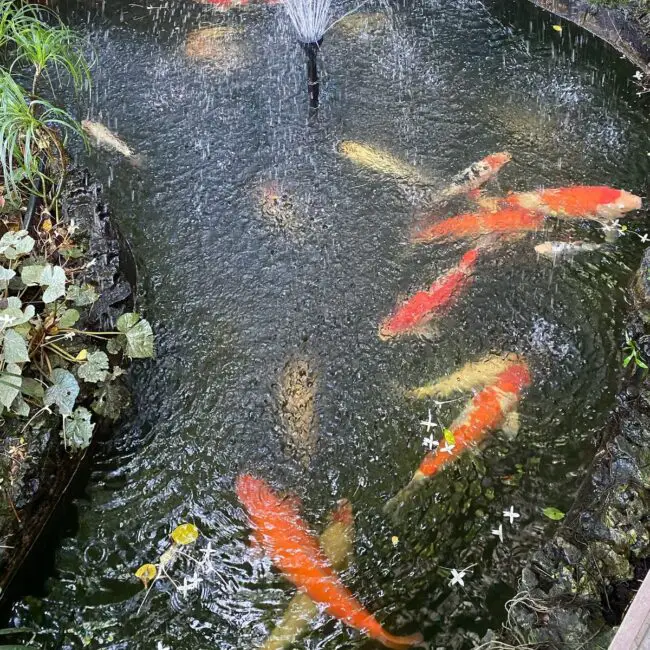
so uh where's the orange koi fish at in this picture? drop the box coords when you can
[480,186,642,221]
[193,0,280,8]
[237,475,423,649]
[387,363,531,510]
[411,208,543,243]
[379,249,479,340]
[432,152,512,202]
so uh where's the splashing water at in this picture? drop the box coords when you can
[283,0,333,43]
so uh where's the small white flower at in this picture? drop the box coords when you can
[639,233,649,243]
[199,542,218,574]
[64,332,76,340]
[611,219,621,229]
[449,568,467,586]
[491,523,504,542]
[157,643,171,650]
[177,574,201,597]
[601,223,613,232]
[422,435,439,451]
[419,409,437,432]
[634,71,644,80]
[503,506,520,524]
[440,442,455,455]
[67,219,79,235]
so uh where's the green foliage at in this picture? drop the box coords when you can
[0,1,91,202]
[622,333,648,370]
[0,228,154,453]
[542,507,565,521]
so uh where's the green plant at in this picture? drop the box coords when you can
[622,333,648,370]
[0,0,91,203]
[0,227,154,452]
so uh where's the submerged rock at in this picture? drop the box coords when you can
[275,356,318,469]
[257,181,306,240]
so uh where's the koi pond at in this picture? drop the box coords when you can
[11,0,650,647]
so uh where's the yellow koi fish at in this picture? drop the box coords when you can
[407,352,523,399]
[337,141,427,184]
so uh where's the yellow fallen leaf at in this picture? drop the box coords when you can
[171,523,199,545]
[391,535,399,546]
[75,349,88,361]
[443,428,456,445]
[552,24,562,33]
[135,563,157,587]
[42,218,52,232]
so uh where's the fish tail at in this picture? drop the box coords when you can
[459,247,480,269]
[128,153,146,169]
[383,472,427,514]
[375,631,424,649]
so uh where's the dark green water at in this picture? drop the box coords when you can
[11,0,650,647]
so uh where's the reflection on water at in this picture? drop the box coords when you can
[11,0,650,647]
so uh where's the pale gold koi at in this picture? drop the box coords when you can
[81,120,136,159]
[337,141,427,184]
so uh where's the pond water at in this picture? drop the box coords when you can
[11,0,650,647]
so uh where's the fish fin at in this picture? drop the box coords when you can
[384,474,428,515]
[128,153,146,169]
[501,411,520,439]
[376,631,424,649]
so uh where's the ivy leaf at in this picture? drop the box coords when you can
[20,377,44,399]
[11,395,30,417]
[3,329,29,363]
[91,379,130,420]
[57,309,79,328]
[40,265,66,303]
[61,406,94,451]
[106,336,124,355]
[637,359,649,370]
[20,264,46,286]
[0,266,15,288]
[66,284,98,307]
[171,523,199,545]
[0,364,21,408]
[0,230,35,259]
[0,297,34,329]
[78,351,109,383]
[117,313,154,359]
[623,353,633,368]
[542,507,565,521]
[44,368,79,415]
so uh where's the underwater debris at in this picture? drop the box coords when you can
[261,499,354,650]
[236,475,423,649]
[379,249,479,340]
[257,181,305,239]
[407,352,524,399]
[276,356,318,468]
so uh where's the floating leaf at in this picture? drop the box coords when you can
[57,308,79,328]
[20,264,46,286]
[75,349,88,362]
[44,368,79,415]
[3,329,29,363]
[0,266,15,289]
[42,218,53,232]
[552,24,562,33]
[78,351,109,383]
[61,406,94,451]
[66,284,98,307]
[0,364,21,408]
[0,230,35,260]
[40,265,66,303]
[135,563,157,587]
[11,395,30,417]
[171,523,199,545]
[443,428,455,445]
[542,507,565,521]
[106,336,124,355]
[391,535,399,546]
[117,313,154,359]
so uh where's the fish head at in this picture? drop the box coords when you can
[614,190,642,213]
[534,242,553,257]
[235,474,274,517]
[378,319,397,340]
[484,151,512,170]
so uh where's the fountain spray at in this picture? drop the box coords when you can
[283,0,332,108]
